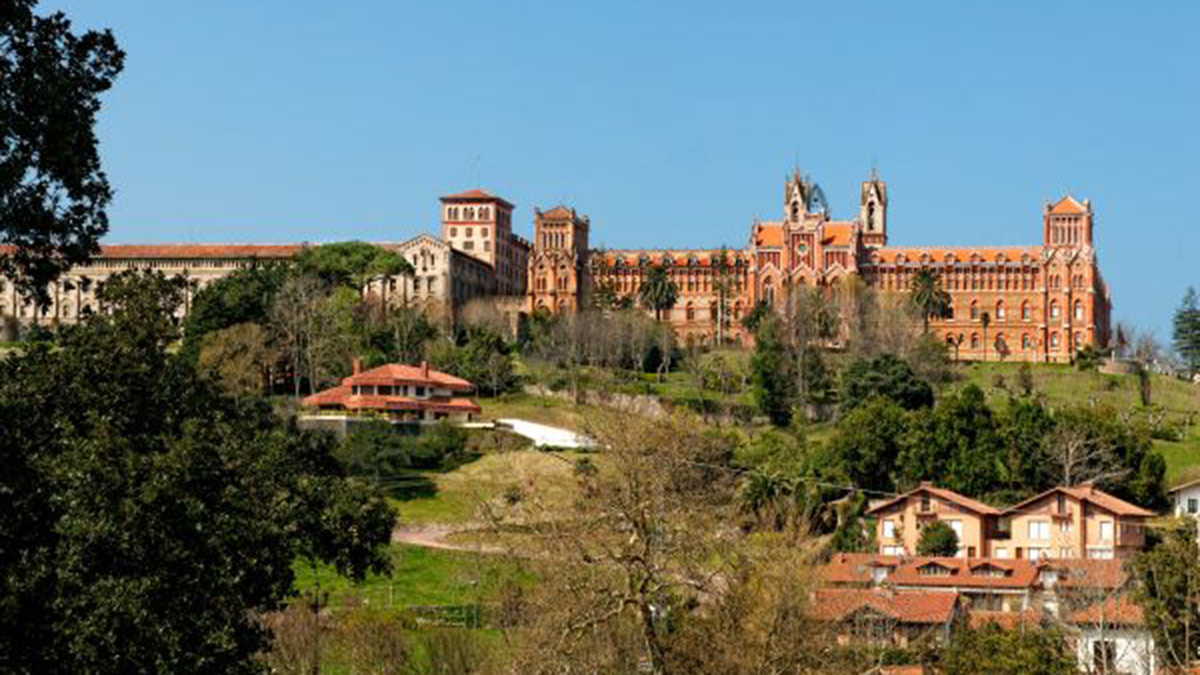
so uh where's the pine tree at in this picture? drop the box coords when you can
[1172,287,1200,374]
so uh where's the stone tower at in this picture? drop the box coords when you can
[860,170,888,247]
[528,205,590,313]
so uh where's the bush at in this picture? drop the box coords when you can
[916,520,959,557]
[839,353,934,413]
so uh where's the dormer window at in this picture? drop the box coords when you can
[918,563,953,576]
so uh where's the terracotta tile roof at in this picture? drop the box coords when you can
[967,609,1044,630]
[439,189,514,208]
[820,222,854,247]
[593,249,741,268]
[1045,559,1129,591]
[303,384,351,407]
[539,206,575,220]
[1067,596,1143,626]
[348,363,475,391]
[810,588,958,625]
[1048,195,1088,215]
[1003,485,1154,518]
[61,244,303,259]
[822,553,904,585]
[753,223,783,248]
[821,553,1042,591]
[877,667,925,675]
[866,483,1001,517]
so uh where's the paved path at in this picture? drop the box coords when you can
[496,418,594,449]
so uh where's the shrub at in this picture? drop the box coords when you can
[916,520,959,557]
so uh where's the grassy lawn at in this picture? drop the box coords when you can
[952,361,1200,481]
[293,543,520,610]
[478,392,585,430]
[393,447,586,527]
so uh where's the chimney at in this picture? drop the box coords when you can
[352,357,362,375]
[421,360,429,379]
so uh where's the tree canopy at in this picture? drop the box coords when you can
[839,353,934,412]
[293,240,412,289]
[638,265,679,322]
[0,271,395,673]
[1172,286,1200,374]
[0,0,125,305]
[916,520,960,556]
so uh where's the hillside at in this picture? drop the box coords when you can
[950,362,1199,482]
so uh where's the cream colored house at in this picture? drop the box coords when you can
[867,483,1002,558]
[1001,485,1151,561]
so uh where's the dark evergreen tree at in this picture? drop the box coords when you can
[839,353,934,412]
[1173,287,1200,374]
[750,316,796,426]
[916,520,959,557]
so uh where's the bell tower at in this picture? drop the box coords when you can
[860,170,888,247]
[784,171,808,224]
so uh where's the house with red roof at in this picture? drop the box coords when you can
[301,359,481,424]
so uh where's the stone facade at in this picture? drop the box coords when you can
[438,189,530,297]
[365,233,495,326]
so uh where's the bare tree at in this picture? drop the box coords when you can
[1044,421,1127,488]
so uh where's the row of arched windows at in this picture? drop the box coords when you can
[446,206,491,221]
[961,299,1085,322]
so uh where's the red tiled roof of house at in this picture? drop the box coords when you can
[1067,596,1143,627]
[1045,558,1129,590]
[866,483,1001,517]
[887,557,1041,590]
[878,667,926,675]
[1003,485,1154,518]
[822,553,905,585]
[0,243,304,259]
[347,363,475,391]
[810,588,958,625]
[866,246,1042,266]
[1048,195,1088,215]
[439,189,514,208]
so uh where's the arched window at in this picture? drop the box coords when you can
[970,300,980,321]
[1051,332,1060,350]
[1050,301,1060,319]
[1022,301,1030,321]
[1022,334,1031,349]
[995,301,1005,320]
[971,333,980,349]
[1074,300,1083,320]
[1075,332,1083,348]
[790,201,800,222]
[686,303,695,321]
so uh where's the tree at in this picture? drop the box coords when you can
[896,385,1003,496]
[430,325,516,396]
[638,264,678,322]
[940,622,1076,675]
[910,268,951,334]
[981,311,991,362]
[839,353,934,413]
[292,241,412,290]
[181,263,289,362]
[916,520,959,556]
[827,397,909,493]
[0,271,394,673]
[1133,519,1200,669]
[1172,287,1200,375]
[197,321,276,396]
[750,316,796,426]
[0,1,125,307]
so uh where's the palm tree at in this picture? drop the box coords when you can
[638,265,678,322]
[910,268,952,334]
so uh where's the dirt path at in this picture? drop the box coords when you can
[392,524,504,554]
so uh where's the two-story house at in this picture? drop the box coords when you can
[302,360,482,423]
[866,483,1002,558]
[1002,484,1152,560]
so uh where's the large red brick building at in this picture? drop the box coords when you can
[524,170,1112,363]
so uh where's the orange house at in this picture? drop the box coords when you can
[867,483,1001,558]
[302,360,481,424]
[1000,484,1152,561]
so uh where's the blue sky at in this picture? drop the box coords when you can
[45,1,1199,336]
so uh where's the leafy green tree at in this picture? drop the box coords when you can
[181,263,289,361]
[740,300,771,333]
[916,520,959,556]
[750,316,796,426]
[940,622,1076,675]
[910,268,951,334]
[430,325,516,396]
[897,384,1003,496]
[829,493,872,553]
[827,397,909,493]
[0,1,125,306]
[839,353,934,412]
[0,271,394,674]
[638,264,678,322]
[197,321,276,396]
[293,241,412,289]
[1133,519,1200,669]
[996,397,1054,493]
[1172,286,1200,374]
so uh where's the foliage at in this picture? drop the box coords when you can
[829,492,872,553]
[180,263,289,360]
[839,353,934,413]
[0,1,125,306]
[940,622,1076,675]
[293,241,412,289]
[739,300,771,333]
[896,385,1003,496]
[197,321,276,396]
[1132,519,1200,669]
[1172,286,1200,374]
[916,520,959,556]
[1074,344,1102,371]
[431,325,517,396]
[638,264,679,322]
[0,271,394,674]
[996,397,1055,492]
[909,268,951,334]
[828,397,909,493]
[750,316,796,426]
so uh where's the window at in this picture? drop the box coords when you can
[1022,334,1031,349]
[882,545,904,556]
[1029,521,1050,540]
[1093,640,1117,674]
[971,333,980,349]
[995,302,1005,320]
[1050,332,1060,349]
[994,547,1009,559]
[1027,547,1049,560]
[1050,301,1059,319]
[481,227,489,239]
[1099,521,1113,541]
[970,301,979,320]
[1188,498,1198,515]
[883,520,896,539]
[1088,548,1114,560]
[920,494,931,512]
[1074,300,1083,320]
[1022,301,1030,321]
[415,386,426,397]
[465,227,473,238]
